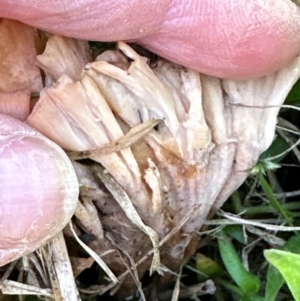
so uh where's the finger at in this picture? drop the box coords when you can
[1,0,299,79]
[0,0,170,40]
[139,0,300,79]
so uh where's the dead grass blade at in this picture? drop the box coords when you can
[94,164,160,275]
[68,119,161,160]
[105,233,147,301]
[45,231,81,301]
[171,265,183,301]
[69,220,118,284]
[216,210,300,231]
[0,280,53,297]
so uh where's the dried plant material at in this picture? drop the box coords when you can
[71,162,110,202]
[1,264,15,279]
[0,280,53,297]
[18,257,41,293]
[105,235,147,301]
[45,231,81,301]
[98,205,198,296]
[214,211,300,231]
[69,257,94,277]
[171,265,182,301]
[95,49,130,68]
[34,29,48,56]
[36,35,92,84]
[68,118,161,160]
[143,158,164,214]
[246,226,285,247]
[0,92,30,121]
[69,221,118,284]
[74,199,104,239]
[0,19,42,93]
[27,251,49,286]
[95,164,160,275]
[158,280,216,300]
[123,253,146,301]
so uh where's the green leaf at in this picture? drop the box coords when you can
[259,136,289,164]
[283,235,300,254]
[218,230,261,295]
[285,79,300,106]
[259,175,292,226]
[265,235,300,301]
[240,295,265,301]
[264,249,300,301]
[265,264,284,301]
[195,253,223,278]
[223,225,246,244]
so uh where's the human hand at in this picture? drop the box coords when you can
[1,0,300,79]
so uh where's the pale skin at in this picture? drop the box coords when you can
[1,0,300,257]
[1,0,300,79]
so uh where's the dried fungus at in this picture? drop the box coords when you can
[24,35,300,297]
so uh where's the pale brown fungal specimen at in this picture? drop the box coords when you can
[1,11,300,299]
[24,36,300,298]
